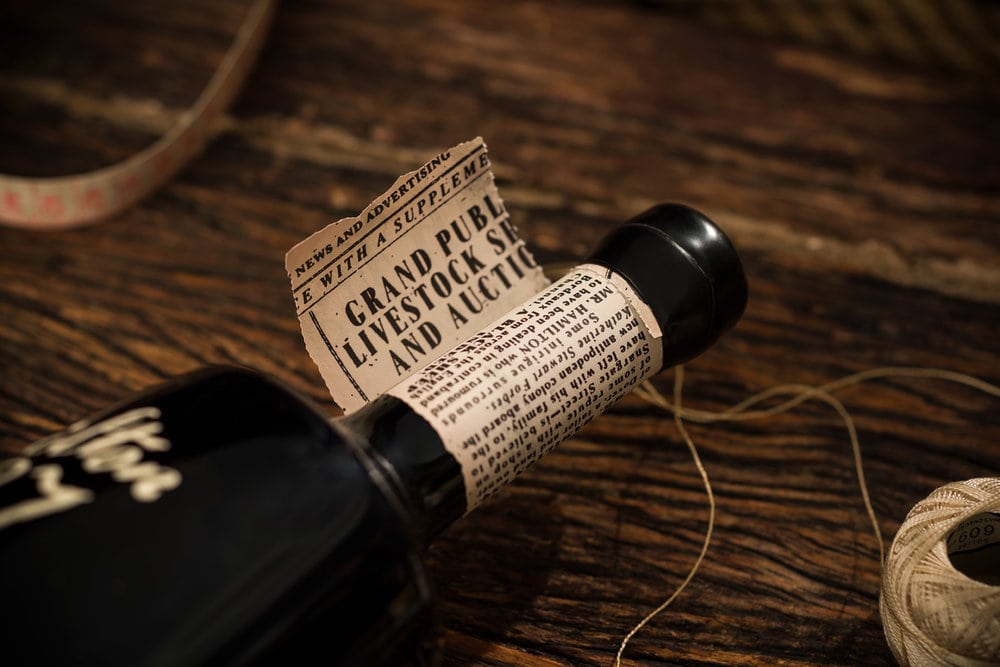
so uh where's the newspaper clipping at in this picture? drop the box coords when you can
[286,138,548,412]
[387,265,663,510]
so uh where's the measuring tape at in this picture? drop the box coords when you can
[0,0,277,230]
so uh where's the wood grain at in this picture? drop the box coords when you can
[1,1,998,665]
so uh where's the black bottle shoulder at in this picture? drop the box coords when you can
[0,366,425,666]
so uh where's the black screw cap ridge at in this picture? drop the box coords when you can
[586,203,748,368]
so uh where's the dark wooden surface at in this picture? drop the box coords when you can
[2,1,999,665]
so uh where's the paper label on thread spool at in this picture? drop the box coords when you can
[285,138,548,413]
[387,265,663,511]
[946,512,1000,555]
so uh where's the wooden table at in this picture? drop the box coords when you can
[2,1,998,665]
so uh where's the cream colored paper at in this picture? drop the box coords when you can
[286,138,548,412]
[388,265,663,511]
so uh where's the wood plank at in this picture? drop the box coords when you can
[0,1,997,665]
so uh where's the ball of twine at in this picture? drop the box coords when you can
[880,477,1000,666]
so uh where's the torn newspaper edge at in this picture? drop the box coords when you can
[286,137,549,413]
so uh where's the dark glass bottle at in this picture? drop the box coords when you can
[0,204,746,666]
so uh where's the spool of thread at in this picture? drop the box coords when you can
[880,477,1000,666]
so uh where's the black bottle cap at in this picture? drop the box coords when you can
[587,203,748,367]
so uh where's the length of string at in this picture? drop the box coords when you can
[615,365,1000,666]
[613,366,715,667]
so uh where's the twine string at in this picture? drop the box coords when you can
[613,366,715,667]
[615,365,1000,666]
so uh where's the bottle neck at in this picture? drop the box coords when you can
[385,266,665,513]
[338,265,668,546]
[339,397,465,546]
